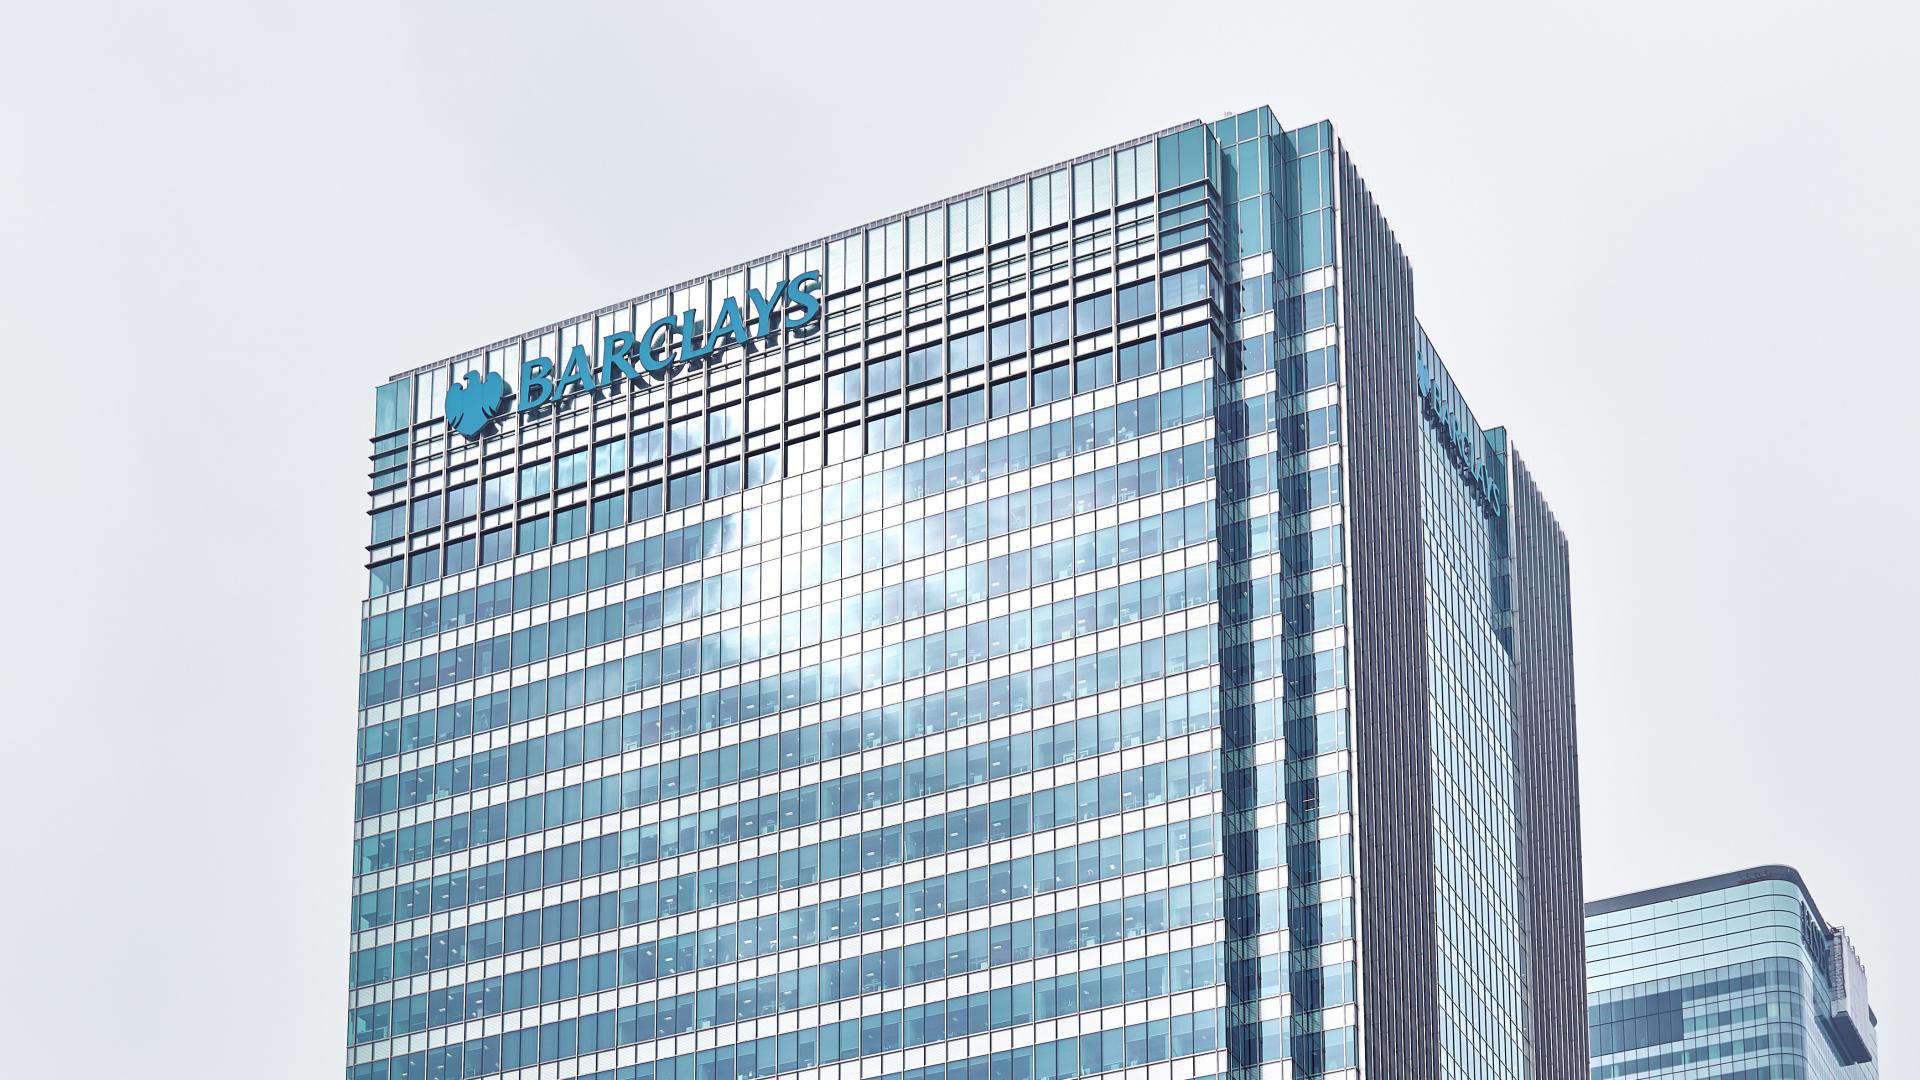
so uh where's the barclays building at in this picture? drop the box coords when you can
[348,108,1586,1080]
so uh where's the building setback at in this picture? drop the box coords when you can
[349,106,1584,1080]
[1587,866,1878,1078]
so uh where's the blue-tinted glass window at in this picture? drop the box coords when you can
[519,462,551,500]
[632,481,663,519]
[867,357,901,397]
[1300,346,1337,389]
[591,494,624,533]
[745,450,780,489]
[1240,334,1272,374]
[1164,326,1213,367]
[950,387,986,428]
[827,368,862,407]
[633,427,665,465]
[866,413,903,452]
[1302,405,1341,449]
[593,439,626,478]
[483,475,512,511]
[1295,149,1330,210]
[370,559,404,597]
[373,380,411,436]
[1033,364,1069,405]
[517,515,548,553]
[371,506,405,545]
[707,460,743,498]
[1306,464,1343,508]
[907,343,944,384]
[667,472,700,510]
[1238,273,1272,315]
[907,401,943,441]
[444,537,476,576]
[1075,295,1112,334]
[1075,352,1114,392]
[1157,127,1208,189]
[1162,267,1211,309]
[554,505,586,544]
[446,483,477,522]
[990,318,1027,360]
[480,527,511,565]
[669,418,701,454]
[1032,307,1068,349]
[989,376,1026,417]
[410,493,441,532]
[1119,340,1159,380]
[1296,208,1334,269]
[408,548,439,584]
[556,451,588,490]
[708,405,742,442]
[370,446,406,491]
[950,330,986,371]
[1118,281,1155,323]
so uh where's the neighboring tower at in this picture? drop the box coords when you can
[346,108,1586,1080]
[1587,866,1879,1078]
[1321,141,1589,1080]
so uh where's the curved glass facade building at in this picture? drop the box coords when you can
[348,108,1585,1080]
[1587,867,1878,1078]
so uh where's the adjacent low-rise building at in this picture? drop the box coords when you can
[1587,865,1877,1078]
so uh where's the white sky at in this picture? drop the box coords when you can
[2,2,1914,1075]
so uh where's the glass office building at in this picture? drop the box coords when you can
[1587,866,1878,1078]
[348,108,1585,1080]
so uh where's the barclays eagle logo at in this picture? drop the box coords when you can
[445,370,510,438]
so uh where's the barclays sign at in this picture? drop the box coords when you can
[444,270,823,438]
[1414,349,1504,517]
[445,370,512,438]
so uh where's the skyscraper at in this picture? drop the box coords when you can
[348,107,1584,1080]
[1587,866,1878,1077]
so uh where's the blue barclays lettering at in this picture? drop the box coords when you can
[1415,352,1503,515]
[442,273,825,437]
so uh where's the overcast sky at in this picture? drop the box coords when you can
[2,1,1914,1075]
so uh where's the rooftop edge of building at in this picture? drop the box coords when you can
[1589,864,1880,1060]
[381,111,1310,386]
[1585,863,1837,935]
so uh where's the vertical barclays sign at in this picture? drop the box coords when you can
[1414,347,1504,517]
[444,271,823,438]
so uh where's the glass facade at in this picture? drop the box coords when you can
[349,108,1584,1080]
[1586,867,1878,1079]
[1416,330,1526,1078]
